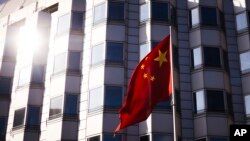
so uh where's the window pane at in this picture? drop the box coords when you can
[94,3,106,23]
[19,67,30,86]
[103,135,121,141]
[0,77,12,95]
[140,135,149,141]
[72,12,83,30]
[153,134,172,141]
[196,139,206,141]
[140,3,149,22]
[236,12,248,31]
[244,95,250,115]
[156,100,171,109]
[140,43,150,60]
[201,7,217,26]
[193,47,202,67]
[191,8,200,26]
[54,53,67,73]
[89,87,103,111]
[92,43,105,64]
[210,137,227,141]
[64,95,78,115]
[105,86,122,108]
[26,107,40,126]
[204,47,221,67]
[152,2,168,21]
[240,51,250,72]
[31,65,44,83]
[195,90,205,113]
[88,136,100,141]
[57,14,71,34]
[49,96,63,117]
[0,117,6,137]
[106,42,123,63]
[108,2,124,20]
[68,52,81,71]
[207,90,224,112]
[13,108,25,127]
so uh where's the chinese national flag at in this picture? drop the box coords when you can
[115,35,173,133]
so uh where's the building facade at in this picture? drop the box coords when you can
[0,0,249,141]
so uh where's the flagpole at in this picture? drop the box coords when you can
[170,26,177,141]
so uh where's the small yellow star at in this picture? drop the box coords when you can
[154,50,168,67]
[143,73,148,79]
[141,64,145,69]
[150,76,155,81]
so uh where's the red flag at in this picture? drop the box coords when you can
[115,35,173,133]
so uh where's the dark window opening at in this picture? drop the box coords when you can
[201,7,217,26]
[152,2,169,21]
[108,2,124,21]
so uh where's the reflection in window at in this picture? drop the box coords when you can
[204,47,221,67]
[94,3,106,24]
[105,86,122,108]
[201,7,217,26]
[68,52,81,71]
[89,87,103,111]
[108,2,124,21]
[140,43,150,60]
[244,95,250,116]
[140,3,149,22]
[0,117,6,138]
[88,136,100,141]
[190,8,199,27]
[92,43,105,64]
[13,108,25,127]
[26,107,40,127]
[106,42,123,63]
[0,77,12,95]
[54,53,67,73]
[140,135,149,141]
[57,14,71,34]
[103,134,121,141]
[31,65,44,83]
[49,96,63,117]
[236,12,248,31]
[193,90,205,113]
[64,95,78,116]
[192,47,202,68]
[240,51,250,73]
[19,67,30,86]
[152,2,168,21]
[207,90,224,112]
[71,12,83,30]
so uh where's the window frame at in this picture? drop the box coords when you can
[67,51,81,72]
[105,42,124,64]
[18,66,31,86]
[91,43,105,65]
[57,13,71,35]
[108,1,125,21]
[203,47,221,68]
[240,51,250,73]
[93,2,107,25]
[26,106,40,129]
[88,135,100,141]
[49,95,63,119]
[151,1,169,22]
[64,94,78,117]
[53,52,67,74]
[244,95,250,116]
[235,11,249,32]
[31,65,45,84]
[0,77,12,95]
[71,11,84,31]
[0,117,7,138]
[88,87,104,112]
[13,108,26,128]
[104,86,123,109]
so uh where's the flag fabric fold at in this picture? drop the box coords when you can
[115,35,173,133]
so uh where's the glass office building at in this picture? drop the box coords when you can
[0,0,249,140]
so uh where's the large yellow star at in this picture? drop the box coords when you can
[154,50,168,67]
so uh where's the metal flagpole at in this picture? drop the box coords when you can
[170,26,178,141]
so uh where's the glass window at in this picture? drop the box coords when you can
[71,12,83,30]
[105,86,122,108]
[31,65,44,83]
[236,12,248,31]
[244,95,250,116]
[0,117,6,137]
[89,87,103,111]
[54,53,67,74]
[103,134,121,141]
[140,43,150,60]
[153,134,171,141]
[0,77,12,95]
[88,136,100,141]
[68,52,81,71]
[140,3,149,22]
[64,95,78,116]
[13,108,25,127]
[204,47,221,67]
[108,2,124,21]
[193,47,202,68]
[191,8,200,26]
[140,135,149,141]
[19,67,30,86]
[57,14,71,34]
[152,2,168,21]
[201,7,217,26]
[94,3,106,24]
[106,42,123,63]
[210,137,227,141]
[207,90,225,112]
[155,100,171,109]
[194,90,205,113]
[26,107,40,127]
[240,51,250,73]
[49,96,63,117]
[151,41,159,50]
[196,139,206,141]
[92,43,105,64]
